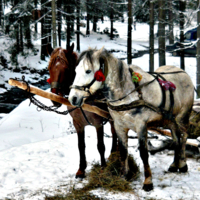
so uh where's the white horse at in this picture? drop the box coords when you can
[68,47,194,191]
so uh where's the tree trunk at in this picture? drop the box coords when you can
[15,24,19,53]
[196,0,200,98]
[40,1,48,60]
[110,9,114,40]
[168,0,174,44]
[158,0,166,66]
[34,0,38,33]
[57,0,62,47]
[86,0,90,35]
[66,3,71,49]
[51,0,57,48]
[19,20,23,52]
[179,0,185,70]
[76,0,80,52]
[127,0,132,64]
[0,0,2,26]
[149,0,154,72]
[93,15,97,32]
[24,17,32,48]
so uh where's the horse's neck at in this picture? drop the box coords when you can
[65,64,76,95]
[105,58,138,104]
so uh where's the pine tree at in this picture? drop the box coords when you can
[127,0,132,64]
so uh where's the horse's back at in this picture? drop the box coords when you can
[156,65,194,113]
[156,65,182,73]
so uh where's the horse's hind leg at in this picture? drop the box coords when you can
[177,114,190,172]
[96,126,106,168]
[168,122,180,172]
[168,113,190,173]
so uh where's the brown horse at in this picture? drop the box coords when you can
[47,43,117,178]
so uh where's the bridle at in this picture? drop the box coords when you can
[51,82,65,91]
[69,57,106,96]
[69,79,96,96]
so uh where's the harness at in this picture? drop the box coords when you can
[107,70,185,120]
[70,58,185,122]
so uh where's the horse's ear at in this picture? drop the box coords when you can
[68,43,74,54]
[47,43,54,56]
[99,46,104,54]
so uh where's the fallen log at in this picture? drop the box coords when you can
[150,127,200,148]
[8,78,111,119]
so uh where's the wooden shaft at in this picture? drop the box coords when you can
[8,79,111,119]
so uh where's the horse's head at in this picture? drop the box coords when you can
[47,43,78,106]
[69,47,107,107]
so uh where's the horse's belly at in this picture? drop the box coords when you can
[109,108,161,132]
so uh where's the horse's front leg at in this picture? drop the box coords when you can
[96,126,106,168]
[109,121,118,153]
[74,123,87,179]
[136,123,153,191]
[114,124,129,177]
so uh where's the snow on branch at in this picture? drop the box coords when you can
[30,10,52,25]
[56,8,76,17]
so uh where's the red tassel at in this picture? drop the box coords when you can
[47,78,51,84]
[94,69,105,82]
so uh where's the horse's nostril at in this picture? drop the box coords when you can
[72,96,77,105]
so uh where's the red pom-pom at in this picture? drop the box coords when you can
[94,69,105,82]
[47,78,51,84]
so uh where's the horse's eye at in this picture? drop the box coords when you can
[86,70,92,74]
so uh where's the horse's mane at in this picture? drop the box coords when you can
[77,48,111,70]
[48,47,78,70]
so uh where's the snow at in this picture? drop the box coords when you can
[0,19,200,199]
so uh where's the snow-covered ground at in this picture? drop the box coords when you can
[0,19,200,199]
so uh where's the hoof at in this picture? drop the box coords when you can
[75,169,86,179]
[143,183,154,191]
[179,164,188,173]
[168,166,178,173]
[75,173,86,179]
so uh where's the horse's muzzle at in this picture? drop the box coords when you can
[70,96,83,107]
[51,88,63,107]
